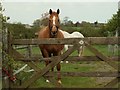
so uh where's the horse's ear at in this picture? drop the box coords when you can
[49,9,52,14]
[57,9,60,14]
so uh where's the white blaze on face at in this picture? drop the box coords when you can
[53,16,56,25]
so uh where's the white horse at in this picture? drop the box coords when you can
[60,30,84,57]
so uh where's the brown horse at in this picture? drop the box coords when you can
[38,9,64,84]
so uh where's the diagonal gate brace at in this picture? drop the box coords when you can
[17,43,80,88]
[85,42,118,70]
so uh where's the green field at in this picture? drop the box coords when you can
[0,79,2,90]
[15,61,118,88]
[11,45,119,88]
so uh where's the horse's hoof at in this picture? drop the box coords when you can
[61,61,63,63]
[46,79,50,83]
[66,61,69,63]
[58,80,62,84]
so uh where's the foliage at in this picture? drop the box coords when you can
[33,19,41,28]
[2,50,22,70]
[106,14,117,33]
[105,9,120,36]
[62,16,70,25]
[0,3,21,78]
[80,26,104,37]
[7,23,40,39]
[33,12,49,28]
[61,25,105,37]
[40,18,48,26]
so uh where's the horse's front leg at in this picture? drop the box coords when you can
[41,49,49,66]
[41,49,50,83]
[53,52,62,84]
[49,53,54,72]
[78,46,84,56]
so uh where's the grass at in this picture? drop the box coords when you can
[12,45,119,88]
[14,61,118,88]
[31,77,99,88]
[28,62,97,88]
[0,78,2,90]
[32,46,41,55]
[61,63,93,72]
[31,77,55,88]
[62,77,96,88]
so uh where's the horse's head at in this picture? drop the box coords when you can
[48,9,60,37]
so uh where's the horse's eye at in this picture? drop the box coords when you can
[49,20,51,22]
[56,26,59,29]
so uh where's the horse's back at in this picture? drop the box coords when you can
[59,30,71,38]
[71,32,84,38]
[60,30,84,38]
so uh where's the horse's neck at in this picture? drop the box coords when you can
[41,26,51,38]
[59,30,70,37]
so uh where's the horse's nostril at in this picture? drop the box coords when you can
[53,31,56,34]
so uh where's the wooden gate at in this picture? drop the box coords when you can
[2,32,120,89]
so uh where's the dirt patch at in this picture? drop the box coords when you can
[95,77,115,87]
[78,61,117,87]
[91,61,117,87]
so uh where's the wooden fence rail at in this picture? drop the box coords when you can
[14,56,119,62]
[45,71,119,77]
[12,37,119,45]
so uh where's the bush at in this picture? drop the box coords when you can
[7,23,40,39]
[61,25,105,37]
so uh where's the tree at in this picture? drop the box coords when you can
[105,9,119,36]
[68,20,74,26]
[0,2,3,43]
[40,18,48,26]
[81,21,91,27]
[94,21,98,27]
[106,14,117,32]
[40,12,49,26]
[75,21,80,27]
[63,16,69,25]
[118,9,120,36]
[33,19,41,28]
[33,12,49,28]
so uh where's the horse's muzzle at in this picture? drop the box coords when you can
[51,31,57,36]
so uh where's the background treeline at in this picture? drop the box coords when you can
[7,23,39,39]
[7,9,120,39]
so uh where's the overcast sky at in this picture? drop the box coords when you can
[2,0,119,25]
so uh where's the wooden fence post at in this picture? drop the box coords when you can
[28,45,32,57]
[0,3,2,90]
[2,27,10,88]
[7,31,13,89]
